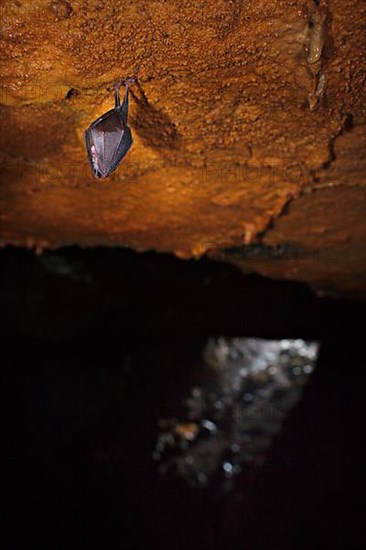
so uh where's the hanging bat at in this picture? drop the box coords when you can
[85,78,135,179]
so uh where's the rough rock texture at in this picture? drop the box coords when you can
[0,0,365,295]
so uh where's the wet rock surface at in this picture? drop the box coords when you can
[0,0,365,295]
[154,338,319,488]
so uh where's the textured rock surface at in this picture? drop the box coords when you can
[0,0,365,295]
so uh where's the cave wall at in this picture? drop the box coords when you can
[0,0,365,295]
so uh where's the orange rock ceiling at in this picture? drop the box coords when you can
[0,0,365,295]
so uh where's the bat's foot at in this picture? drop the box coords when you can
[115,77,136,105]
[123,77,136,92]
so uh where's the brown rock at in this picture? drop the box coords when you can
[0,0,365,295]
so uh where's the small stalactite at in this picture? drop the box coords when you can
[306,1,330,110]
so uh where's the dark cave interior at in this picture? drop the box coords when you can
[2,247,364,549]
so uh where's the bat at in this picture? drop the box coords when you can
[85,78,135,179]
